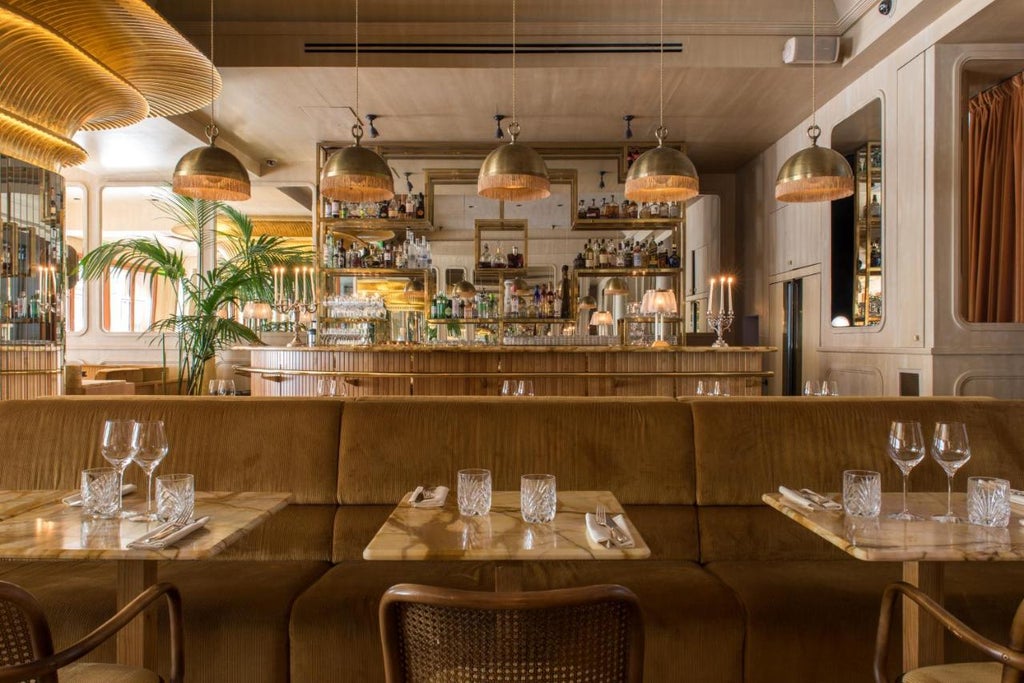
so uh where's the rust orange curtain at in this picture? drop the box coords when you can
[966,73,1024,322]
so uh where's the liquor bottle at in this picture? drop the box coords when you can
[323,233,335,268]
[869,194,881,219]
[649,202,661,218]
[491,243,507,268]
[544,284,555,318]
[405,193,416,216]
[668,201,681,218]
[507,245,520,269]
[573,252,585,269]
[586,199,600,219]
[559,265,571,319]
[600,197,610,218]
[667,244,681,268]
[598,240,609,266]
[415,193,425,219]
[619,196,629,219]
[479,243,491,269]
[639,202,651,219]
[615,242,626,268]
[377,201,388,218]
[657,240,668,268]
[398,197,407,217]
[627,200,639,219]
[577,200,587,220]
[584,240,595,268]
[388,199,399,219]
[1,240,9,277]
[608,195,619,219]
[17,244,26,276]
[632,241,643,268]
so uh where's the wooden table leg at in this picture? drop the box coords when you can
[117,560,158,669]
[902,561,944,671]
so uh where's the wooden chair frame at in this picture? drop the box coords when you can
[874,581,1024,683]
[380,583,645,683]
[0,581,183,683]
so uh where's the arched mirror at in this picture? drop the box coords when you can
[830,98,882,328]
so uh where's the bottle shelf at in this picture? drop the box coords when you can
[320,218,432,232]
[571,218,681,232]
[322,268,433,277]
[574,267,681,276]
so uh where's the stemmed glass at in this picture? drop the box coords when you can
[886,420,926,521]
[100,420,138,517]
[131,421,169,521]
[931,422,971,523]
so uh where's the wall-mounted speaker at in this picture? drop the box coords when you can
[782,36,841,65]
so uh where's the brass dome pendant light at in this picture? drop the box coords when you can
[477,0,550,201]
[320,0,394,203]
[172,0,250,201]
[624,0,699,203]
[775,0,853,202]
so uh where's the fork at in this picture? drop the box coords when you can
[595,504,629,547]
[143,504,195,545]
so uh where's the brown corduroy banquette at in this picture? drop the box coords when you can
[2,395,1024,683]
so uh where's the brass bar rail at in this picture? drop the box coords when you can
[0,369,62,376]
[237,366,772,380]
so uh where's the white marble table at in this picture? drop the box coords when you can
[763,491,1024,671]
[364,490,650,590]
[0,490,291,670]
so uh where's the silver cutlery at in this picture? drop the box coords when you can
[595,504,629,547]
[799,488,842,510]
[133,505,195,547]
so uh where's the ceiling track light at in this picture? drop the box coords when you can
[494,113,506,139]
[774,0,854,203]
[623,115,635,139]
[624,0,699,203]
[365,113,380,138]
[319,0,394,203]
[172,0,250,200]
[477,0,551,202]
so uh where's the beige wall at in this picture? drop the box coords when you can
[737,5,1024,397]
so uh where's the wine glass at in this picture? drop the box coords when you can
[931,422,971,523]
[100,420,137,517]
[131,421,169,521]
[886,420,926,521]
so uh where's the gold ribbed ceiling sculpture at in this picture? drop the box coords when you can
[0,0,219,171]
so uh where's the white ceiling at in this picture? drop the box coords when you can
[66,0,1023,215]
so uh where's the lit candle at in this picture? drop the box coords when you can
[295,267,302,303]
[50,267,57,300]
[38,266,44,299]
[719,276,726,315]
[272,268,278,304]
[727,277,734,314]
[308,268,316,304]
[707,278,715,315]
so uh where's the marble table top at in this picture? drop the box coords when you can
[364,490,650,561]
[0,491,291,560]
[764,491,1024,562]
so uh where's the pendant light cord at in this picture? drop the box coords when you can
[810,0,816,127]
[355,0,360,123]
[208,0,218,142]
[659,0,664,130]
[510,0,517,136]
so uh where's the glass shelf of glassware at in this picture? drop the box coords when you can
[319,268,435,343]
[852,140,882,327]
[424,316,576,346]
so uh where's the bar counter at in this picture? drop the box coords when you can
[237,345,774,397]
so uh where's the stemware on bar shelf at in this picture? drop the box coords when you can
[100,419,137,518]
[931,422,971,523]
[886,420,926,521]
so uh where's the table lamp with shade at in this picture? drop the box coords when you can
[589,310,614,337]
[640,288,677,347]
[577,296,597,334]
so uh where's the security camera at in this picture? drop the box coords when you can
[265,159,278,168]
[878,0,893,15]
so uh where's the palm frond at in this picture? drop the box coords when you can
[79,238,187,285]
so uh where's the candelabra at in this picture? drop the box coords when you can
[707,310,734,348]
[273,298,317,347]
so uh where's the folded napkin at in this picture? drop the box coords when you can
[778,486,818,510]
[408,486,449,508]
[62,484,136,507]
[1010,490,1024,508]
[127,516,210,550]
[585,513,635,549]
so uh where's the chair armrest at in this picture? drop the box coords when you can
[873,581,1024,683]
[0,582,183,683]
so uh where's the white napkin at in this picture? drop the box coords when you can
[408,486,449,508]
[127,516,210,550]
[63,484,136,507]
[778,486,816,510]
[1010,490,1024,508]
[585,513,635,548]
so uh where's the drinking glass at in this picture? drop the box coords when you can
[208,379,219,395]
[501,380,515,396]
[515,380,534,397]
[317,377,338,397]
[218,379,236,396]
[822,380,839,396]
[931,422,971,523]
[156,474,195,523]
[967,477,1010,528]
[803,380,817,396]
[886,420,926,521]
[81,467,120,519]
[101,419,137,517]
[521,474,557,523]
[843,470,881,518]
[457,469,491,516]
[695,380,705,396]
[132,421,169,521]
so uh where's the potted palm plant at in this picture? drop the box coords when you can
[80,190,311,395]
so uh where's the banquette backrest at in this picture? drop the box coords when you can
[690,397,1024,561]
[334,397,698,562]
[0,397,343,561]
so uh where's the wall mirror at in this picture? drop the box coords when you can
[830,98,883,327]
